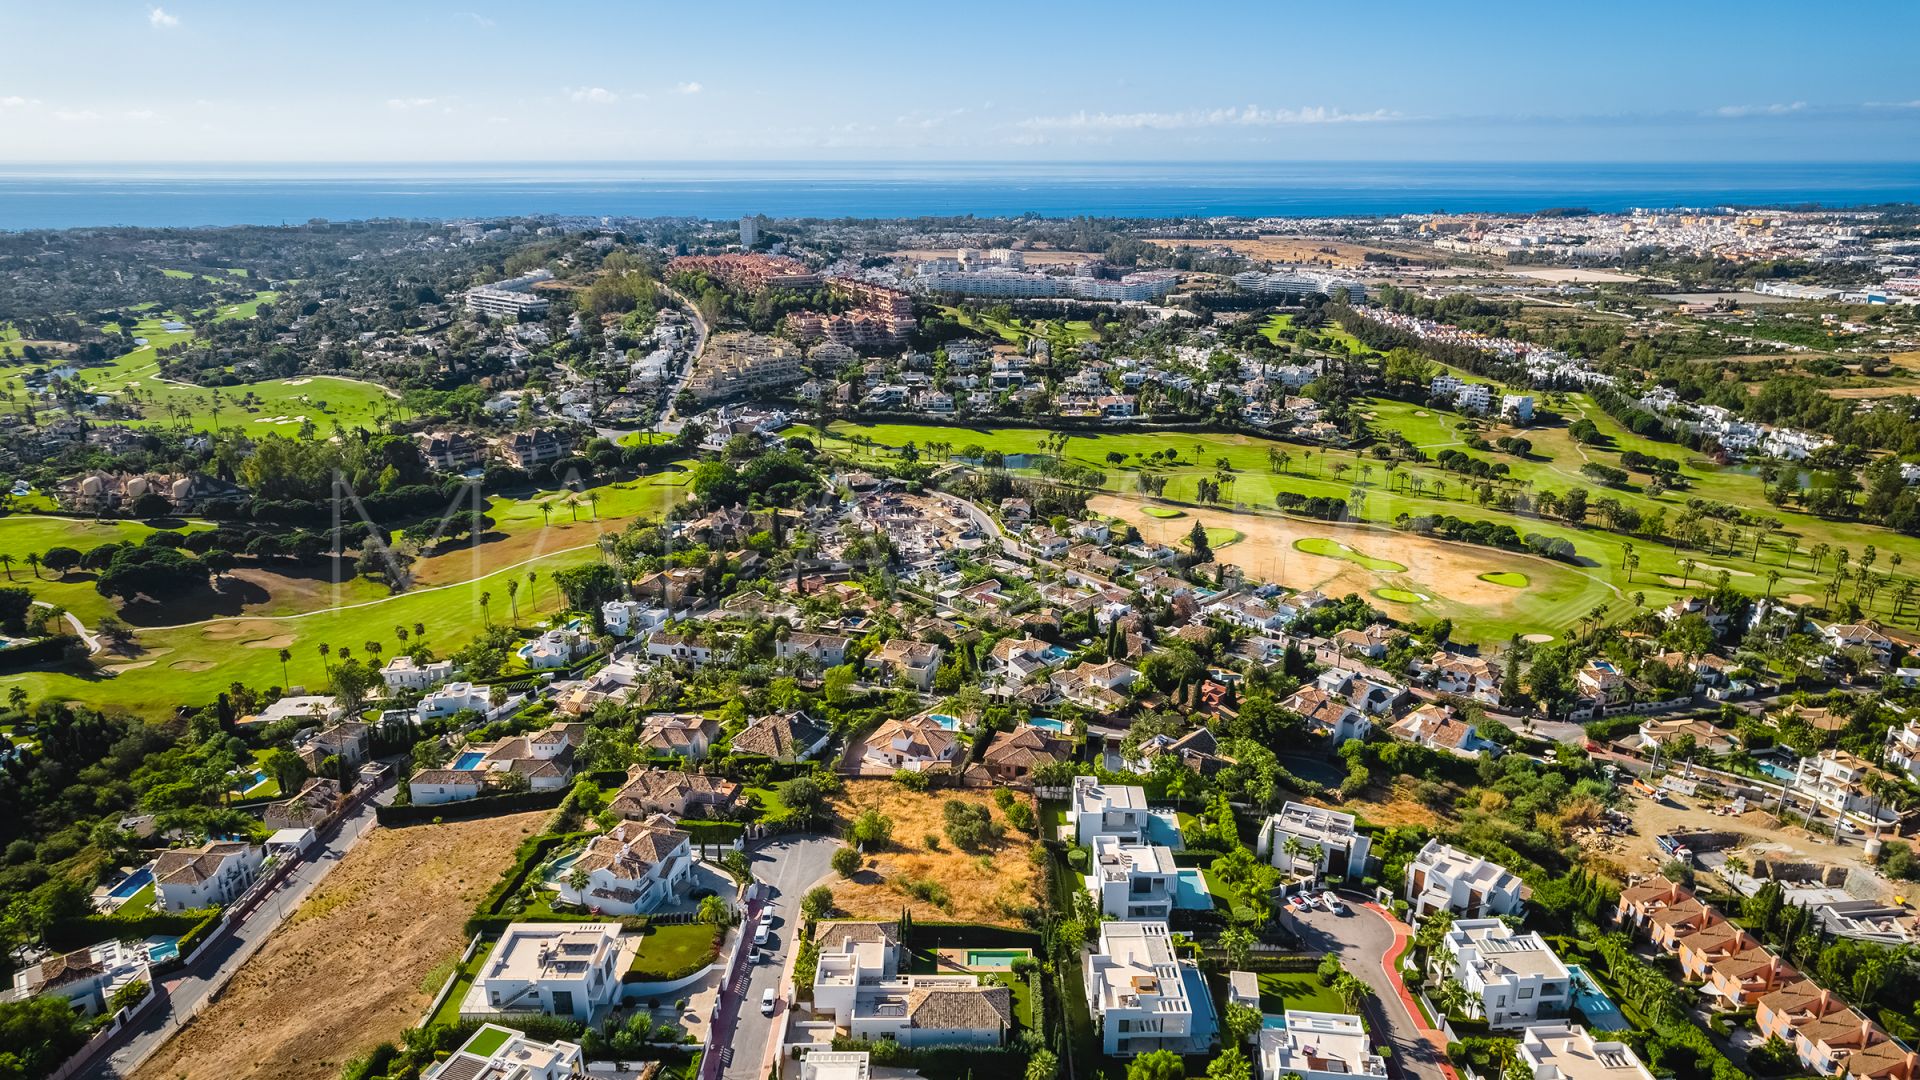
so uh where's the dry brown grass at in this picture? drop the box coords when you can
[825,781,1042,927]
[1145,236,1429,269]
[133,812,547,1080]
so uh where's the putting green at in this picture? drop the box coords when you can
[1478,571,1529,588]
[1293,537,1408,574]
[1201,527,1243,548]
[1373,587,1431,604]
[1142,506,1185,519]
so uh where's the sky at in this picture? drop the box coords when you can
[1,0,1917,163]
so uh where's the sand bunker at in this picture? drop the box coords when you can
[242,634,298,649]
[1522,633,1555,644]
[169,659,216,672]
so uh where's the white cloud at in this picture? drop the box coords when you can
[1711,101,1807,118]
[54,109,102,122]
[125,109,157,121]
[148,7,179,29]
[1865,100,1920,110]
[1017,104,1398,131]
[0,96,39,108]
[458,12,495,28]
[569,86,618,104]
[386,97,440,111]
[673,81,702,96]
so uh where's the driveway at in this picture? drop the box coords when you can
[1286,900,1454,1080]
[716,835,841,1080]
[90,786,389,1079]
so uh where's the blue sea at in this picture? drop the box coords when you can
[1,161,1917,230]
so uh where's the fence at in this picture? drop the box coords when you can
[41,979,159,1080]
[377,786,569,826]
[419,932,486,1027]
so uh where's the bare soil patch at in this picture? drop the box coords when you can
[1146,236,1425,269]
[133,812,547,1080]
[1092,493,1548,617]
[1824,384,1920,399]
[824,781,1042,927]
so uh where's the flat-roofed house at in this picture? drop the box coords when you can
[1437,919,1571,1030]
[1258,1011,1388,1080]
[1083,920,1199,1057]
[1256,802,1372,883]
[465,922,623,1022]
[1086,833,1179,920]
[423,1024,584,1080]
[1406,839,1526,920]
[1072,774,1154,845]
[1515,1023,1654,1080]
[812,921,1012,1047]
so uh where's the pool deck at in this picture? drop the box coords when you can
[932,947,1032,972]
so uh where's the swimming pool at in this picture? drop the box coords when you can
[928,714,961,731]
[1565,965,1627,1030]
[145,936,181,963]
[454,751,486,770]
[1145,811,1185,849]
[965,949,1029,968]
[230,769,269,794]
[1261,1014,1289,1030]
[1027,716,1067,733]
[108,866,153,899]
[1173,869,1214,910]
[1758,760,1796,782]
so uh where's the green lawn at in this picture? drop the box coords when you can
[0,515,213,623]
[428,943,494,1029]
[744,786,790,822]
[628,922,724,981]
[1141,506,1185,519]
[1479,571,1528,587]
[1294,537,1408,574]
[115,882,156,917]
[463,1024,513,1056]
[1257,972,1349,1016]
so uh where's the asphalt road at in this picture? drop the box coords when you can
[90,788,388,1080]
[1287,901,1451,1080]
[719,836,841,1080]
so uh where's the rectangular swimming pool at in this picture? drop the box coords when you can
[453,751,486,770]
[108,866,153,899]
[965,949,1030,968]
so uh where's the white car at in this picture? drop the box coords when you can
[761,988,778,1015]
[754,924,771,946]
[1321,891,1345,914]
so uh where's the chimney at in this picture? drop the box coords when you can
[1862,1017,1875,1046]
[1820,989,1833,1012]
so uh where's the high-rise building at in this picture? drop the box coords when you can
[740,215,760,248]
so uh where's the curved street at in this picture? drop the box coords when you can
[1286,900,1456,1080]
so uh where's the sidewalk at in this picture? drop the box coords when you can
[1365,902,1458,1080]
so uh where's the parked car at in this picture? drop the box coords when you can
[1321,891,1346,914]
[761,988,778,1015]
[1285,893,1308,910]
[754,924,771,946]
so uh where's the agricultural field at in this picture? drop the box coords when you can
[824,781,1043,927]
[132,811,546,1080]
[826,405,1920,645]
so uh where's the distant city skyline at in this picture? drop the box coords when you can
[1,0,1916,163]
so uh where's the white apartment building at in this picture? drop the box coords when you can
[1437,920,1571,1030]
[812,922,1011,1047]
[465,922,623,1022]
[1255,802,1372,883]
[1515,1023,1655,1080]
[382,655,456,693]
[1072,775,1154,845]
[1406,839,1527,919]
[1084,920,1200,1057]
[153,840,264,912]
[1790,749,1901,827]
[1087,833,1179,920]
[424,1024,584,1080]
[1257,1011,1388,1080]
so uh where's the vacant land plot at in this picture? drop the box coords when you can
[1147,236,1427,269]
[134,812,546,1080]
[825,782,1042,927]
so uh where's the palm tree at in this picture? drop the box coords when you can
[1333,972,1371,1013]
[413,621,425,639]
[0,553,14,579]
[24,553,40,578]
[479,590,491,624]
[539,502,554,527]
[587,491,600,521]
[317,642,332,677]
[1766,569,1782,599]
[526,570,538,612]
[507,579,520,625]
[1679,558,1697,589]
[278,647,292,686]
